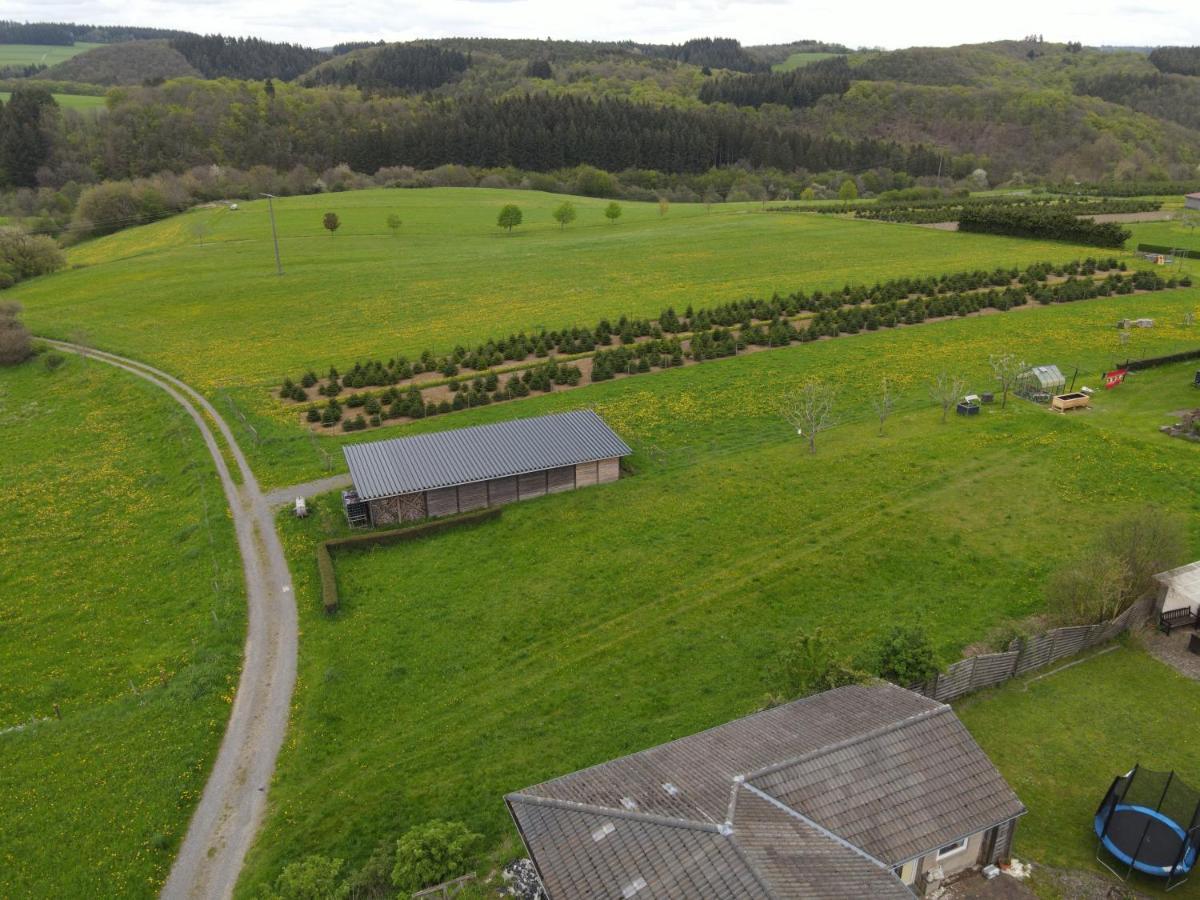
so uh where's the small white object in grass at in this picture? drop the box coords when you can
[1081,386,1094,395]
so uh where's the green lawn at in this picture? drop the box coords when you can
[773,51,841,71]
[1129,218,1200,255]
[0,354,245,897]
[959,645,1200,897]
[12,187,1115,400]
[0,89,106,109]
[0,42,101,67]
[236,291,1200,894]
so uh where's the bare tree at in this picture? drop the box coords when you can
[989,353,1026,409]
[782,382,838,453]
[929,372,967,423]
[871,378,895,436]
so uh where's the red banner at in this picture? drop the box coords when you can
[1104,369,1127,389]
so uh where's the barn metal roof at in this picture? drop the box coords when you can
[342,409,632,500]
[507,683,1026,899]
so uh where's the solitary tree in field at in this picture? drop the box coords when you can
[657,195,670,217]
[838,178,858,201]
[929,371,967,423]
[552,201,576,229]
[323,212,340,236]
[386,213,402,236]
[989,353,1026,408]
[871,378,895,436]
[703,189,719,212]
[604,201,622,224]
[782,382,838,454]
[497,204,523,233]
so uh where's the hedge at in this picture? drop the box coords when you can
[1114,347,1200,373]
[1136,243,1200,261]
[317,508,503,612]
[958,208,1131,248]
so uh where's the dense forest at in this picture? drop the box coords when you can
[1149,46,1200,76]
[303,45,470,92]
[0,20,192,44]
[168,35,328,81]
[699,56,850,108]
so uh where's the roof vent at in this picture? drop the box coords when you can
[620,797,638,810]
[590,822,616,843]
[661,782,680,796]
[621,876,648,898]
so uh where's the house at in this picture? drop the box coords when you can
[342,409,632,526]
[506,683,1026,898]
[1185,193,1200,212]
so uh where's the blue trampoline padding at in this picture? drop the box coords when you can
[1095,804,1198,876]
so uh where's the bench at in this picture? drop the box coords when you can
[1159,607,1199,634]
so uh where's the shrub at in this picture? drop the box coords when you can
[0,227,66,286]
[767,629,868,700]
[391,820,480,892]
[258,854,348,900]
[0,301,33,365]
[872,625,939,685]
[43,352,65,372]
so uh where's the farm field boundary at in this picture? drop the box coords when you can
[913,595,1155,702]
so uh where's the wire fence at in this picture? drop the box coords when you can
[910,594,1155,703]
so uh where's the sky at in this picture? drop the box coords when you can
[11,0,1200,50]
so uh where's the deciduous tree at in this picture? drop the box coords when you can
[552,200,576,229]
[989,353,1026,408]
[496,204,522,233]
[782,381,838,453]
[604,201,622,224]
[322,212,340,235]
[871,377,895,436]
[386,212,402,236]
[929,371,967,423]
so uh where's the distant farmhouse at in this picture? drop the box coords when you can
[507,683,1025,898]
[1186,192,1200,212]
[342,409,631,526]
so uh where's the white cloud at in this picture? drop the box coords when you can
[7,0,1198,48]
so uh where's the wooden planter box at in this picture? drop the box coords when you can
[1051,392,1090,412]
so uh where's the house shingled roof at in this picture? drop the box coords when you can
[507,683,1025,898]
[342,409,632,500]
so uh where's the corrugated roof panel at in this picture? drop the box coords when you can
[342,409,632,500]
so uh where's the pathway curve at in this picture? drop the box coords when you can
[44,340,297,900]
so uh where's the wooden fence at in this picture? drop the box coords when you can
[911,595,1154,703]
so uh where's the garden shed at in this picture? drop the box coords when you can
[1019,364,1066,399]
[342,409,631,526]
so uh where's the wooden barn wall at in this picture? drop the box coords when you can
[457,481,488,512]
[576,461,598,487]
[488,476,519,506]
[518,471,547,499]
[547,465,575,493]
[426,486,460,518]
[598,457,620,484]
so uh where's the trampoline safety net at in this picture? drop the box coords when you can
[1094,765,1200,887]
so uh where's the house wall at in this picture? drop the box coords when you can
[907,828,989,895]
[362,458,621,525]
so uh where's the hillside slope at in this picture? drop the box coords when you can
[42,40,199,85]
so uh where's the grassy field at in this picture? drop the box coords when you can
[959,645,1200,898]
[236,283,1200,894]
[12,187,1117,398]
[0,42,101,67]
[0,353,245,897]
[0,90,106,109]
[1129,217,1200,254]
[773,51,841,71]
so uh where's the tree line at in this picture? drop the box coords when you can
[957,206,1131,247]
[168,34,328,81]
[0,20,193,45]
[302,45,470,92]
[24,80,946,185]
[698,56,851,109]
[1149,46,1200,77]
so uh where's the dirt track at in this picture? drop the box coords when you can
[44,340,297,900]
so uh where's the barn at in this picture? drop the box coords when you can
[342,409,632,526]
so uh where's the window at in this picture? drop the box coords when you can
[937,838,969,860]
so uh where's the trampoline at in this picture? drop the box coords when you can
[1094,765,1200,890]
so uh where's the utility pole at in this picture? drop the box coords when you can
[261,193,283,276]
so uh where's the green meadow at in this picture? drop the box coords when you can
[0,89,106,109]
[960,645,1200,898]
[1129,217,1200,254]
[773,51,842,71]
[13,187,1112,399]
[238,286,1200,893]
[0,354,244,897]
[0,42,101,67]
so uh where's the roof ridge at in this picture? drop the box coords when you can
[505,793,722,834]
[743,700,950,784]
[739,783,894,872]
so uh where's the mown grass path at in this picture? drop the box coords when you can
[44,340,298,900]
